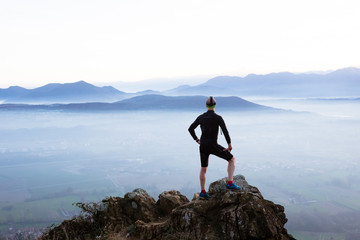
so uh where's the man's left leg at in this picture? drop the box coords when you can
[199,167,212,199]
[200,167,207,192]
[199,150,212,199]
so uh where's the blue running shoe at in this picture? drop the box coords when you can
[226,183,241,190]
[199,192,212,200]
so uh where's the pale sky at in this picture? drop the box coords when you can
[0,0,359,88]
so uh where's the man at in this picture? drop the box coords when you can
[188,96,241,200]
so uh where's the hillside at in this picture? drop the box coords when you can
[1,68,360,104]
[0,81,127,103]
[1,68,359,104]
[0,86,29,99]
[40,175,295,240]
[0,95,276,112]
[166,67,360,97]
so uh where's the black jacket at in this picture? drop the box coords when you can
[188,110,231,144]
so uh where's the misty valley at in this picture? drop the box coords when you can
[0,99,360,240]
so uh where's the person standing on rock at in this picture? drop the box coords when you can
[188,96,241,200]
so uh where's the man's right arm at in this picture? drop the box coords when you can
[218,116,233,151]
[219,116,231,144]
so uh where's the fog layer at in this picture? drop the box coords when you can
[0,99,359,238]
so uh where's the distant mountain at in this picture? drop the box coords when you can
[0,86,30,99]
[135,89,162,95]
[0,81,128,103]
[97,76,210,92]
[2,67,358,103]
[0,95,275,112]
[166,67,360,97]
[114,95,269,111]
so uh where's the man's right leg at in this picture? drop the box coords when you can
[226,157,241,190]
[210,144,240,190]
[227,157,236,182]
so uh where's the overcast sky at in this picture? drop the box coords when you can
[0,0,359,88]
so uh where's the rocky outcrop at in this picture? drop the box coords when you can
[40,175,295,240]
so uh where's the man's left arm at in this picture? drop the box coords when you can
[188,117,200,143]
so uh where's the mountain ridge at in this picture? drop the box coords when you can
[0,81,127,103]
[166,67,360,97]
[0,95,275,112]
[1,67,359,103]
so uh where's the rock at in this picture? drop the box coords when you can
[39,175,295,240]
[103,188,157,228]
[209,175,263,198]
[122,188,157,223]
[209,174,248,192]
[156,190,190,216]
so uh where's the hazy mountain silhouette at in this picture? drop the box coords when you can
[1,68,359,103]
[0,86,30,99]
[0,95,274,112]
[0,81,127,103]
[113,95,269,111]
[166,67,360,97]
